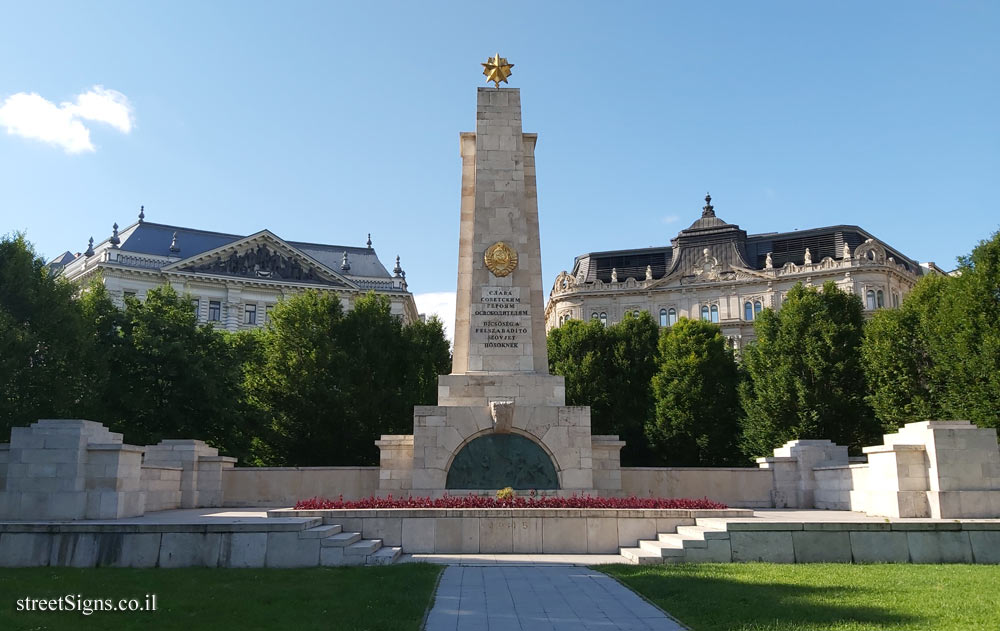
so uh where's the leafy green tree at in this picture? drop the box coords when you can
[933,231,1000,428]
[94,286,254,457]
[739,281,879,458]
[647,318,742,465]
[402,315,452,408]
[548,312,659,465]
[246,290,349,465]
[862,274,951,429]
[248,291,450,466]
[606,313,660,464]
[0,234,91,437]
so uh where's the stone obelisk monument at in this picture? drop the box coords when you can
[376,57,624,495]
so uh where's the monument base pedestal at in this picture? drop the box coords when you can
[376,399,625,496]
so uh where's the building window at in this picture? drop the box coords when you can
[668,308,677,326]
[633,310,640,318]
[701,306,710,321]
[190,298,199,318]
[744,301,754,321]
[600,312,607,327]
[208,300,221,322]
[710,305,719,323]
[659,309,668,327]
[591,312,599,321]
[754,300,762,316]
[892,292,899,308]
[866,290,876,310]
[876,290,885,309]
[265,304,274,323]
[245,303,257,325]
[123,290,136,299]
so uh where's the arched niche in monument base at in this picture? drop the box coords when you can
[446,433,559,490]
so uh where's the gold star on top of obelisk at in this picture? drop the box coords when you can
[482,53,514,88]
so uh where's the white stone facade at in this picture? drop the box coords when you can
[53,221,419,330]
[545,199,944,347]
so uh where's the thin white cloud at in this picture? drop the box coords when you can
[68,86,133,133]
[0,85,134,153]
[662,214,679,224]
[414,291,456,344]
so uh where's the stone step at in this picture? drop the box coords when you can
[676,525,730,540]
[620,547,664,565]
[658,533,708,549]
[695,518,734,531]
[299,524,343,539]
[320,532,362,547]
[345,539,382,557]
[639,539,687,557]
[368,546,401,566]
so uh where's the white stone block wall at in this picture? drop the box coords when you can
[758,439,848,508]
[141,465,183,512]
[868,421,1000,518]
[591,436,624,491]
[143,439,235,508]
[375,435,414,492]
[813,464,869,510]
[0,420,147,520]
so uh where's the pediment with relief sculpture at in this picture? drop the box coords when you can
[162,230,356,288]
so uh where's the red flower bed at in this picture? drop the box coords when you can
[293,493,727,510]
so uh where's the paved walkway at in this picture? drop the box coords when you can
[425,565,685,631]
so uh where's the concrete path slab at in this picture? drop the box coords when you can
[424,565,685,631]
[403,553,628,566]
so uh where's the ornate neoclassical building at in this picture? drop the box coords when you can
[52,207,419,329]
[545,195,941,348]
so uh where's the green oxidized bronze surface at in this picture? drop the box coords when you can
[446,434,558,490]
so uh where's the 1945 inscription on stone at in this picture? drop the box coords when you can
[473,287,529,349]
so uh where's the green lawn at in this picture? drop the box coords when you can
[601,563,1000,631]
[0,564,443,631]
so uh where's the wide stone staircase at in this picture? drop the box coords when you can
[283,521,401,567]
[620,518,734,564]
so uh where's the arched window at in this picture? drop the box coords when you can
[744,302,754,321]
[701,306,710,321]
[866,290,876,310]
[591,312,599,321]
[633,310,640,318]
[754,301,762,316]
[659,309,667,327]
[710,305,719,323]
[600,312,607,327]
[668,308,677,326]
[892,292,900,308]
[877,290,885,308]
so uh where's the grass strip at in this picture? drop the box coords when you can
[600,562,1000,631]
[0,564,443,631]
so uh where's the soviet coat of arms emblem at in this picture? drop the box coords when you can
[484,241,518,277]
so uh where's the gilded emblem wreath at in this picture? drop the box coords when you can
[484,241,518,277]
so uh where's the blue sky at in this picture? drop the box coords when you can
[1,2,997,333]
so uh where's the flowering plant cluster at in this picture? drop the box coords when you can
[293,493,727,510]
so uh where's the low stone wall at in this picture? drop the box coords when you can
[269,508,754,554]
[221,466,774,508]
[621,468,773,508]
[720,521,1000,564]
[222,467,380,507]
[0,519,322,568]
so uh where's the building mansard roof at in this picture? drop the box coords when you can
[52,215,409,295]
[567,195,923,286]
